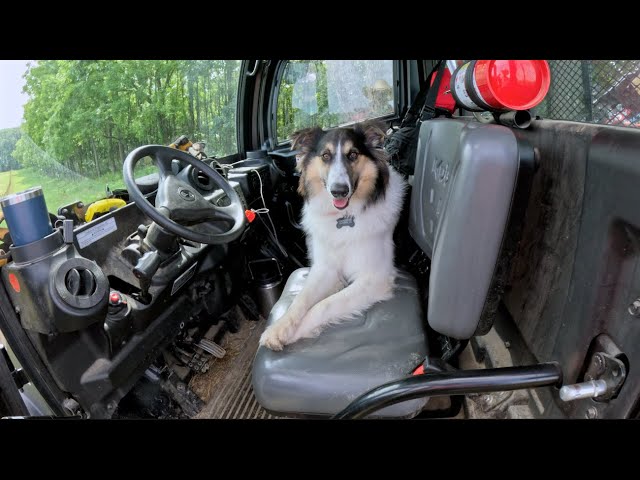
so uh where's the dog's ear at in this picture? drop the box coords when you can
[355,120,388,149]
[290,127,324,153]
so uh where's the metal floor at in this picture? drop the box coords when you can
[191,313,283,419]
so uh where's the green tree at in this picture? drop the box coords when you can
[14,60,241,179]
[0,128,21,172]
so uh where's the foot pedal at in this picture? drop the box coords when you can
[197,339,226,359]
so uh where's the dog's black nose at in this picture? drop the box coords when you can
[330,184,350,198]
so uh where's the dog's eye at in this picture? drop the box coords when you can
[322,152,331,161]
[348,151,358,161]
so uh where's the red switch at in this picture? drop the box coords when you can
[109,291,123,306]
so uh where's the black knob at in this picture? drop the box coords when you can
[133,250,163,281]
[137,224,148,238]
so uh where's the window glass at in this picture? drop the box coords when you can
[0,60,241,218]
[276,60,395,143]
[534,60,640,128]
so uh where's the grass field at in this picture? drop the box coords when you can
[0,165,156,226]
[1,169,125,211]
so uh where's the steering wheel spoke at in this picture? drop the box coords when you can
[189,220,227,238]
[208,204,236,223]
[123,145,247,245]
[153,149,179,179]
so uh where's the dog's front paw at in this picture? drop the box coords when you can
[259,326,284,351]
[259,319,296,351]
[289,308,326,343]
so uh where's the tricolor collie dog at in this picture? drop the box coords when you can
[259,121,407,351]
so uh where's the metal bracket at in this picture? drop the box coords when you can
[62,397,83,417]
[584,352,626,401]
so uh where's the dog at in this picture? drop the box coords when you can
[259,120,407,351]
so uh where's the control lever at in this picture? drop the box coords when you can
[133,250,162,300]
[133,250,163,281]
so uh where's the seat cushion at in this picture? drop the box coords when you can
[252,268,429,418]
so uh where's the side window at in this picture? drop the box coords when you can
[276,60,395,143]
[533,60,640,128]
[1,60,241,216]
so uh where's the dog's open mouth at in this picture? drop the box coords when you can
[333,198,350,210]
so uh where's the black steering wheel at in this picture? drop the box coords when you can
[123,145,246,245]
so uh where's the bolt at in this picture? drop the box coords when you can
[629,300,640,317]
[505,341,511,348]
[586,407,598,419]
[107,401,117,412]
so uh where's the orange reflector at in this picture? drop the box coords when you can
[8,273,20,293]
[245,210,256,223]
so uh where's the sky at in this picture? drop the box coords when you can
[0,60,31,130]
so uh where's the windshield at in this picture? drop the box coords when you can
[0,60,241,225]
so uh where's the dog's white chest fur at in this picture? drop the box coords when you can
[301,166,406,283]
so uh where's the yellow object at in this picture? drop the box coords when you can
[169,135,193,152]
[169,141,192,151]
[85,198,127,222]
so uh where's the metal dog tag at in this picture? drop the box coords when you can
[336,215,355,229]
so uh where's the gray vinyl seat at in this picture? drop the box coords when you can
[252,268,429,418]
[252,117,528,418]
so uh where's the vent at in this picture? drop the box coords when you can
[53,258,108,310]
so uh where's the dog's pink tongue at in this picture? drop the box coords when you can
[333,198,349,209]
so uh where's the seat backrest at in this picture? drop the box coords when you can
[409,118,534,339]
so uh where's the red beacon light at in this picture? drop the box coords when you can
[450,60,551,112]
